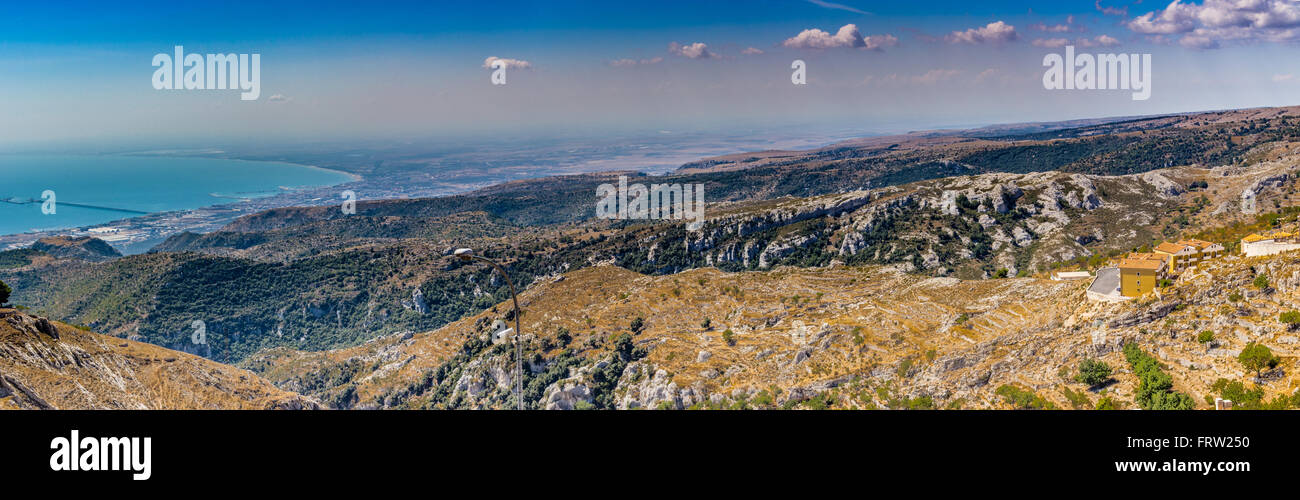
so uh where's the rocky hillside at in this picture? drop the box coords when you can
[6,156,1297,366]
[246,248,1300,410]
[0,308,319,409]
[601,156,1300,279]
[31,236,121,262]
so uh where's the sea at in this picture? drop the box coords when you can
[0,154,354,236]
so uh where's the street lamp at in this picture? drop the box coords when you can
[454,248,524,410]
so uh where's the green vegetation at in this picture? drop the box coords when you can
[721,329,735,346]
[995,384,1056,410]
[1238,342,1280,378]
[0,279,9,306]
[896,357,915,378]
[1074,359,1113,388]
[1095,396,1121,410]
[1254,274,1270,289]
[1061,387,1092,409]
[1123,342,1195,410]
[1280,310,1300,329]
[1197,330,1215,344]
[0,248,44,270]
[1209,378,1300,410]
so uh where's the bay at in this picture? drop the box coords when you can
[0,154,354,236]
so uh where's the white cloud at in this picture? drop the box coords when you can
[1273,73,1295,82]
[945,21,1018,44]
[1033,34,1121,48]
[668,42,718,59]
[805,0,870,15]
[609,57,663,67]
[482,56,533,70]
[1127,0,1300,48]
[1030,15,1080,33]
[1077,34,1122,47]
[782,24,898,50]
[1096,0,1128,17]
[741,47,765,55]
[1032,38,1070,48]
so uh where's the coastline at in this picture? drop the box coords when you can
[0,155,364,252]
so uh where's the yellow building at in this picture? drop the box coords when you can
[1118,254,1167,297]
[1150,239,1226,274]
[1153,242,1196,273]
[1176,238,1225,261]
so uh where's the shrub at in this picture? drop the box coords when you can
[721,329,735,346]
[1254,275,1270,289]
[629,317,644,334]
[1074,359,1113,388]
[896,357,915,378]
[700,318,711,330]
[995,384,1055,410]
[0,279,10,306]
[1197,331,1215,344]
[1062,387,1092,409]
[1124,342,1195,410]
[1280,310,1300,328]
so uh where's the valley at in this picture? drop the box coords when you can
[5,106,1300,409]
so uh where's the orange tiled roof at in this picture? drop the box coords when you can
[1154,242,1192,254]
[1119,258,1165,271]
[1176,239,1216,250]
[1243,234,1268,243]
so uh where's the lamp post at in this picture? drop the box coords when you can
[454,248,524,410]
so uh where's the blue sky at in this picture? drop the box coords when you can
[3,1,1300,148]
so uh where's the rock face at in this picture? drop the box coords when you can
[540,363,598,410]
[402,288,429,314]
[0,308,320,410]
[614,362,702,410]
[617,163,1227,280]
[30,236,122,262]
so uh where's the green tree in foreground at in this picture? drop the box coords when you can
[1124,342,1195,410]
[1238,342,1280,378]
[1074,359,1113,388]
[0,279,10,306]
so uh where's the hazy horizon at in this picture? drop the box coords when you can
[6,1,1300,149]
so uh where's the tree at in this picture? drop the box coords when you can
[1254,274,1270,289]
[0,279,9,306]
[1075,359,1113,388]
[1280,310,1300,329]
[1239,342,1280,378]
[629,317,644,334]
